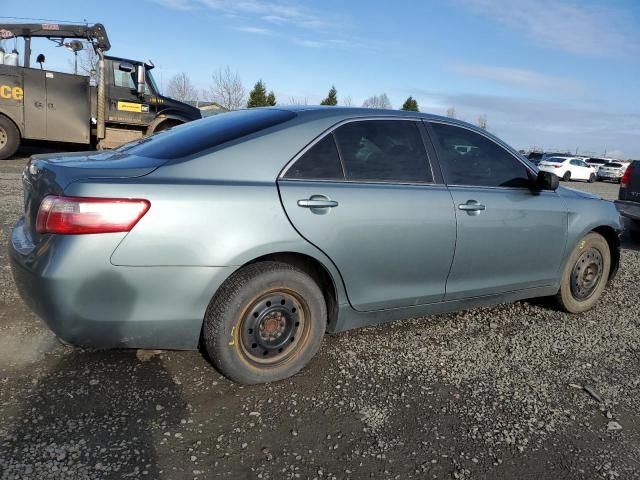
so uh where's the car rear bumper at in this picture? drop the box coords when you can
[598,172,623,179]
[615,200,640,222]
[9,218,235,350]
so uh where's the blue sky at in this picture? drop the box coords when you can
[3,0,640,157]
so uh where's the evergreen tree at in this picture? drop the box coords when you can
[320,86,338,106]
[401,96,419,112]
[247,80,268,108]
[267,90,277,106]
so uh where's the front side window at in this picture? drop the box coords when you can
[333,120,433,183]
[429,122,530,188]
[113,63,136,89]
[284,135,344,180]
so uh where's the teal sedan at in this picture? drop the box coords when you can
[10,107,622,384]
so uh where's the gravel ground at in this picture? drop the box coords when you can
[1,150,639,479]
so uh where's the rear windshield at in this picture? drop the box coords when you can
[545,157,567,163]
[587,158,607,164]
[120,109,297,159]
[605,163,623,168]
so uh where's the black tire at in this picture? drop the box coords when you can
[203,261,326,384]
[555,232,611,313]
[562,171,571,181]
[588,173,596,183]
[153,120,182,133]
[0,116,20,160]
[630,221,640,243]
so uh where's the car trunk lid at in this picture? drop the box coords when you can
[22,150,165,243]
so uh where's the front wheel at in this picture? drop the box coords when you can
[203,262,326,384]
[562,171,571,181]
[555,232,611,313]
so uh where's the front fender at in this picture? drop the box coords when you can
[146,113,191,134]
[561,198,623,281]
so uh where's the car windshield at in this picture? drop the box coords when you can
[604,163,622,168]
[146,69,160,94]
[545,157,567,163]
[588,159,607,164]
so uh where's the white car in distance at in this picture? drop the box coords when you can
[538,157,597,182]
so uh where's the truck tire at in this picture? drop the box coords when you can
[203,261,326,384]
[0,116,20,160]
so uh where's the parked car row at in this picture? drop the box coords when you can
[528,153,632,183]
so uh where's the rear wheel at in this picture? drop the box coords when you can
[562,171,571,181]
[588,173,596,183]
[0,116,20,160]
[203,261,326,384]
[555,232,611,313]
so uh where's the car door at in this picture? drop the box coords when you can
[107,60,153,126]
[569,159,586,180]
[278,119,457,312]
[426,121,568,300]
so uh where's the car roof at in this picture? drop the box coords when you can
[272,105,472,127]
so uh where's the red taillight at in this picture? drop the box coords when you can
[36,196,150,235]
[621,165,634,189]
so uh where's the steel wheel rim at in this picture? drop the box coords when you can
[570,247,604,300]
[0,126,6,148]
[239,290,308,366]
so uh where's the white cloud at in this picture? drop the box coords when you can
[234,26,273,35]
[456,0,639,57]
[412,90,640,157]
[293,39,326,48]
[152,0,193,10]
[197,0,334,30]
[450,63,581,93]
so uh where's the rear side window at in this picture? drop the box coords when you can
[284,135,344,180]
[429,122,530,188]
[333,120,432,183]
[122,109,297,160]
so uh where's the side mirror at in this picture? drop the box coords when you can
[118,62,134,73]
[534,170,559,191]
[136,66,146,95]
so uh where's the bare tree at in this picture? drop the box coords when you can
[66,42,98,83]
[78,44,98,76]
[205,66,246,110]
[288,96,309,105]
[167,72,198,102]
[361,93,391,109]
[342,95,352,107]
[446,107,456,118]
[477,114,488,129]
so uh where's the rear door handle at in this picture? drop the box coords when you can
[458,200,486,214]
[297,198,338,208]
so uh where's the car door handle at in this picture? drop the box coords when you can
[297,198,338,208]
[458,200,486,213]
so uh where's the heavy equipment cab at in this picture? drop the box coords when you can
[0,23,201,159]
